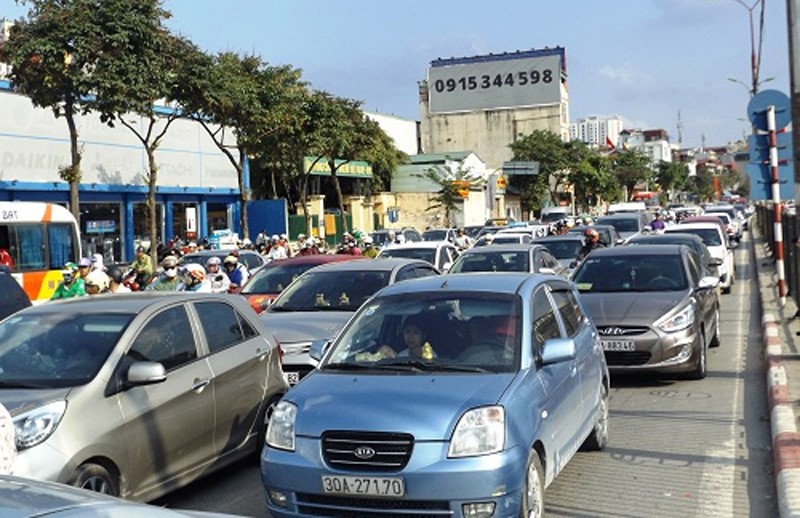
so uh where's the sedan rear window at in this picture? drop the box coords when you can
[573,255,688,293]
[271,271,390,311]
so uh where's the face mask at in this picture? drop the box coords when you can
[164,268,177,279]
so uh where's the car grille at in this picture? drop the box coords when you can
[296,493,451,517]
[321,431,414,472]
[604,351,651,366]
[597,326,649,337]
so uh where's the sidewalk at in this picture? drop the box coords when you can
[753,228,800,517]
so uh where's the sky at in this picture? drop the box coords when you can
[0,0,792,149]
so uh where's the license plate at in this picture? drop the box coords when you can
[602,340,635,352]
[284,371,299,385]
[321,475,405,498]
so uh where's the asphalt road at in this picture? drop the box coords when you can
[156,233,776,517]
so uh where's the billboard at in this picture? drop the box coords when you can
[427,48,565,114]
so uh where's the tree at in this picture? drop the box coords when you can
[508,129,570,215]
[413,160,483,227]
[565,143,620,211]
[1,0,108,222]
[90,1,195,264]
[654,161,689,203]
[610,149,653,200]
[685,168,716,202]
[182,52,307,241]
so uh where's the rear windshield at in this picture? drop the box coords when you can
[271,270,390,312]
[573,254,688,293]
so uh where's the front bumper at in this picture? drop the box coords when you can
[261,438,528,518]
[601,325,701,375]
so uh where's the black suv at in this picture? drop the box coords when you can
[0,266,31,320]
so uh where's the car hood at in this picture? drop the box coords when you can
[288,372,516,440]
[0,387,71,418]
[261,311,353,345]
[580,291,689,326]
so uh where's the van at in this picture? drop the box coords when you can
[540,206,572,223]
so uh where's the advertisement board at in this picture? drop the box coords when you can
[428,48,565,114]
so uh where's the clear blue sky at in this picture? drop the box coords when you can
[1,0,791,149]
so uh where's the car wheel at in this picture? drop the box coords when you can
[686,332,707,380]
[69,462,119,496]
[709,307,721,348]
[519,450,545,518]
[582,383,609,451]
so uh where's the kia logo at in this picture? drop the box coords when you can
[353,446,376,459]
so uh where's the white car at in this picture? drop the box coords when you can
[377,241,459,272]
[666,222,735,293]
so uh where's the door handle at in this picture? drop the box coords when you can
[255,348,268,361]
[192,378,210,392]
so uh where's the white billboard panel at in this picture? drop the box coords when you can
[428,50,563,113]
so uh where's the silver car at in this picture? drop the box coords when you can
[572,245,720,379]
[0,293,286,501]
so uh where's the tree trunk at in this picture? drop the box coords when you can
[146,146,159,266]
[328,159,348,234]
[238,147,249,242]
[64,107,82,223]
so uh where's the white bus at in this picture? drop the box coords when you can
[0,202,82,301]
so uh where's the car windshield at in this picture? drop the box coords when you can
[423,230,449,241]
[669,228,723,246]
[573,254,688,293]
[450,251,529,272]
[241,262,314,294]
[0,312,134,388]
[270,270,391,311]
[597,217,639,232]
[324,293,520,373]
[380,248,436,265]
[538,240,583,260]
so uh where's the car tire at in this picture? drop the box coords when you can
[582,383,609,451]
[686,332,707,380]
[520,449,545,518]
[69,462,119,496]
[709,307,721,348]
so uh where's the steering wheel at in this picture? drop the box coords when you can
[456,340,507,363]
[647,276,680,289]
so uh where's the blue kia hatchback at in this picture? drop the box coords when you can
[261,273,609,518]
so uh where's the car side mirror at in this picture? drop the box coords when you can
[540,338,577,366]
[127,361,167,386]
[697,276,720,290]
[309,339,332,361]
[538,267,556,275]
[708,257,723,267]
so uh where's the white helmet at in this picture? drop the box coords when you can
[85,270,110,292]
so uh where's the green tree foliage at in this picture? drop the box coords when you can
[181,51,307,240]
[508,130,568,214]
[565,142,620,210]
[685,168,716,202]
[413,160,483,227]
[654,161,689,203]
[1,0,109,221]
[610,149,653,200]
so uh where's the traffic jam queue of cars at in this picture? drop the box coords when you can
[0,202,748,517]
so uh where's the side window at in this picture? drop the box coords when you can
[238,312,258,340]
[685,252,701,284]
[129,305,197,370]
[395,266,415,282]
[415,266,439,278]
[531,287,561,354]
[550,289,583,337]
[194,301,246,354]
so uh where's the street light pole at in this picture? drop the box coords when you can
[731,0,766,94]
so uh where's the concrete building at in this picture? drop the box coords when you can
[0,18,12,79]
[619,128,673,167]
[364,111,419,156]
[569,115,623,148]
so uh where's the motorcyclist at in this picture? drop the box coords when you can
[577,227,606,262]
[50,262,86,300]
[178,263,210,292]
[130,246,153,288]
[453,228,472,250]
[223,255,244,291]
[205,256,231,293]
[146,255,181,291]
[106,266,131,293]
[84,269,111,295]
[649,212,666,232]
[362,235,379,258]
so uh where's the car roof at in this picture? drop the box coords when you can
[567,224,617,232]
[669,222,724,231]
[597,213,644,220]
[462,243,545,253]
[376,271,568,297]
[307,257,432,272]
[259,254,357,268]
[628,233,705,245]
[535,234,585,242]
[381,241,452,250]
[182,249,258,258]
[21,292,244,314]
[587,244,685,257]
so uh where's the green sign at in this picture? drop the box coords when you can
[304,157,373,178]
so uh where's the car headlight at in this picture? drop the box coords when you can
[266,401,297,451]
[655,301,695,333]
[448,406,505,458]
[13,400,67,451]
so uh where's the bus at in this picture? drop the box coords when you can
[0,202,82,302]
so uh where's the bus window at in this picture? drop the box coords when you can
[48,223,77,269]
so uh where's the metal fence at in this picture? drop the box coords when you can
[756,203,800,307]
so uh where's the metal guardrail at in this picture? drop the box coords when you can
[756,204,800,308]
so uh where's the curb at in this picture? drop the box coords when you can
[754,230,800,517]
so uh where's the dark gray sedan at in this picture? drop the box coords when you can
[571,245,720,379]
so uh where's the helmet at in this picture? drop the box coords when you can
[224,255,238,265]
[584,228,599,239]
[184,263,205,283]
[63,262,78,272]
[106,266,124,284]
[85,270,110,292]
[271,234,279,242]
[161,255,178,268]
[206,256,222,267]
[362,235,373,245]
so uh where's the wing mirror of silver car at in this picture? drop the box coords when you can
[540,338,577,366]
[127,361,167,386]
[708,257,723,267]
[698,276,720,290]
[309,339,332,361]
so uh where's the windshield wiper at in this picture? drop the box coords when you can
[0,380,57,389]
[432,363,491,373]
[322,363,374,371]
